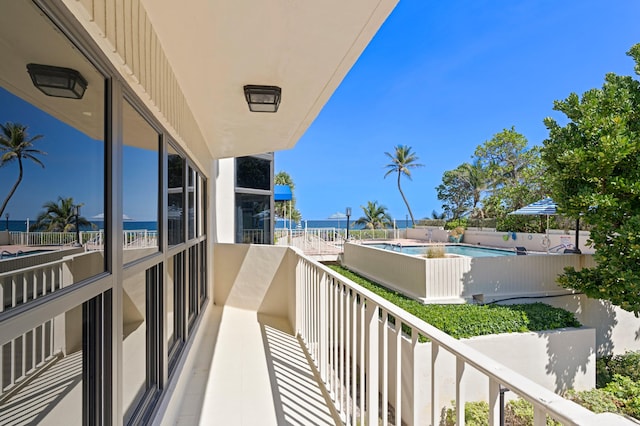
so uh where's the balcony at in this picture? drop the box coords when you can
[159,244,634,425]
[0,243,635,425]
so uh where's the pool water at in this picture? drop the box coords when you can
[0,249,54,260]
[371,244,516,257]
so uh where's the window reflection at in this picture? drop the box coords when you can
[236,193,271,244]
[0,303,84,425]
[197,174,206,237]
[122,101,159,264]
[236,156,270,190]
[0,1,105,312]
[122,270,147,420]
[188,167,195,240]
[168,145,184,245]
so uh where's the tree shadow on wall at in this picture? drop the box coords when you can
[544,297,617,393]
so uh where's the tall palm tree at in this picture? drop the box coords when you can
[384,145,423,226]
[32,197,91,232]
[0,122,46,217]
[355,201,393,229]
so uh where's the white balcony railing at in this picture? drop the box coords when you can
[294,252,633,425]
[8,230,157,250]
[0,259,64,398]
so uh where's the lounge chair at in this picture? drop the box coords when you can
[515,246,528,255]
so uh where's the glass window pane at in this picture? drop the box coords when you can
[235,193,271,244]
[168,145,184,245]
[197,174,206,237]
[0,1,105,313]
[0,303,84,425]
[123,101,159,264]
[187,167,195,240]
[168,251,184,374]
[167,255,176,348]
[236,156,270,190]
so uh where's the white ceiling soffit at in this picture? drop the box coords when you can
[142,0,399,159]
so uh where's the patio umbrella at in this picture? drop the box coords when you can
[509,197,581,253]
[328,212,347,230]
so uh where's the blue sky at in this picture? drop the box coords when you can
[0,88,156,222]
[0,88,104,221]
[275,0,640,221]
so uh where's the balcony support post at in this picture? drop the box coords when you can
[488,379,500,426]
[365,300,379,425]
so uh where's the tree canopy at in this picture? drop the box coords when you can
[435,127,545,229]
[542,43,640,315]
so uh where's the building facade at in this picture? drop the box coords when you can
[0,0,397,424]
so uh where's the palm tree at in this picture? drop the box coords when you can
[0,122,46,217]
[274,171,301,222]
[384,145,423,226]
[355,201,393,229]
[460,159,487,219]
[32,197,92,232]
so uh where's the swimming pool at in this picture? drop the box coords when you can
[0,249,54,260]
[370,243,516,257]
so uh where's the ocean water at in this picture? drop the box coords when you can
[276,219,413,230]
[3,220,158,232]
[4,219,410,232]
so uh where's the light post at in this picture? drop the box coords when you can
[345,207,351,241]
[5,213,9,231]
[73,205,81,247]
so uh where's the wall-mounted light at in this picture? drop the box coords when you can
[27,63,88,99]
[243,85,281,112]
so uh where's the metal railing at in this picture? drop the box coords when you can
[8,230,158,250]
[123,230,158,248]
[294,251,633,425]
[0,259,65,397]
[275,228,346,254]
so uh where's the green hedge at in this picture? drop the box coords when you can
[328,265,581,339]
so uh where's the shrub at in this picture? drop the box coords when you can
[596,351,640,388]
[442,401,489,426]
[608,352,640,383]
[565,388,622,415]
[596,355,613,388]
[425,245,446,258]
[603,375,640,419]
[443,399,562,425]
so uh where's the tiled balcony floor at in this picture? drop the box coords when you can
[172,306,338,425]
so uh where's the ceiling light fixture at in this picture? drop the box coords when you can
[27,63,88,99]
[243,85,281,113]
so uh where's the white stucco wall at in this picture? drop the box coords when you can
[213,243,295,323]
[342,242,593,303]
[213,158,236,244]
[525,294,640,357]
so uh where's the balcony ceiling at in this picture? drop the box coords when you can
[142,0,399,159]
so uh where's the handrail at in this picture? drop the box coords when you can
[0,257,65,396]
[293,249,633,425]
